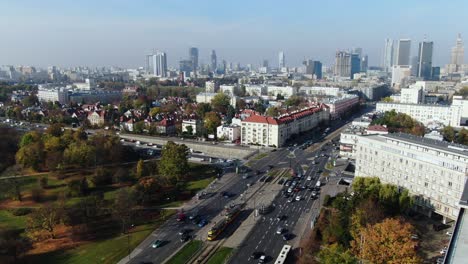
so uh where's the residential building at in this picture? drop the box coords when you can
[376,102,462,127]
[245,85,266,96]
[69,90,122,104]
[322,94,360,120]
[396,39,411,65]
[355,133,468,222]
[391,65,411,89]
[37,87,69,104]
[205,81,217,93]
[417,41,434,80]
[266,86,297,98]
[220,85,236,96]
[196,92,237,106]
[299,86,341,97]
[182,119,203,135]
[153,51,168,77]
[241,105,329,147]
[400,87,424,104]
[155,118,176,135]
[352,84,389,101]
[217,124,241,142]
[334,51,351,78]
[452,96,468,125]
[87,111,105,126]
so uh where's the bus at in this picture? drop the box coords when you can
[274,245,292,264]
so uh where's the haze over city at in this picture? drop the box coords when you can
[1,0,467,67]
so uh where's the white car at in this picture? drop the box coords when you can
[295,195,301,201]
[307,176,312,181]
[287,187,293,193]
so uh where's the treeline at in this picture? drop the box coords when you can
[372,110,425,136]
[15,124,135,171]
[299,177,421,264]
[442,126,468,145]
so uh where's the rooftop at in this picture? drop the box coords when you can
[381,133,468,156]
[242,105,326,125]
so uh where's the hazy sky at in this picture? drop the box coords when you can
[1,0,467,68]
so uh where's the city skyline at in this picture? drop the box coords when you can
[1,0,467,68]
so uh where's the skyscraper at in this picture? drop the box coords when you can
[278,51,285,68]
[210,50,217,72]
[153,51,167,77]
[351,53,361,78]
[352,48,362,58]
[396,39,411,66]
[334,51,351,78]
[383,38,394,72]
[451,33,464,67]
[189,47,199,74]
[417,41,433,80]
[313,61,323,79]
[361,55,368,72]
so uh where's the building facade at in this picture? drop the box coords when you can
[323,94,360,120]
[217,124,241,142]
[241,105,329,147]
[376,102,462,127]
[355,133,468,222]
[396,39,411,66]
[417,41,434,80]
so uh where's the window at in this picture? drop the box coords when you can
[448,181,452,188]
[424,182,428,187]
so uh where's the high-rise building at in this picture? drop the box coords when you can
[179,59,193,77]
[410,56,419,76]
[210,50,217,72]
[313,61,323,79]
[334,51,351,78]
[396,39,411,65]
[417,41,434,80]
[153,51,167,77]
[448,33,464,73]
[279,51,285,68]
[383,39,394,72]
[352,47,362,58]
[262,59,269,68]
[351,53,361,78]
[360,55,368,72]
[451,33,464,65]
[189,47,199,74]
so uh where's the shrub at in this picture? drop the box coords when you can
[39,176,48,189]
[11,207,33,216]
[31,188,45,202]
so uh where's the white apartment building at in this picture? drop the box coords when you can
[205,81,216,93]
[452,96,468,125]
[266,86,297,98]
[182,119,203,135]
[400,87,423,104]
[391,65,411,89]
[217,124,241,142]
[37,87,70,104]
[196,92,238,106]
[376,102,462,127]
[299,86,341,97]
[355,133,468,222]
[244,85,265,96]
[241,105,329,147]
[220,85,236,96]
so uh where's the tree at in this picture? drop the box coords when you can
[276,94,285,100]
[1,178,23,201]
[185,125,194,135]
[67,177,89,197]
[254,101,266,114]
[266,107,279,117]
[211,92,231,114]
[90,167,112,187]
[133,177,162,205]
[350,218,421,264]
[381,96,394,102]
[135,159,145,179]
[442,126,456,142]
[0,126,19,173]
[0,229,32,263]
[113,188,137,233]
[22,94,38,107]
[63,142,95,167]
[204,111,221,135]
[285,95,303,107]
[158,141,189,182]
[149,107,161,117]
[46,123,63,137]
[31,187,45,202]
[39,176,48,189]
[457,128,468,145]
[318,243,358,264]
[27,203,64,239]
[196,103,212,118]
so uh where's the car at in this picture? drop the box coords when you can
[250,251,263,260]
[278,178,285,185]
[293,187,300,192]
[295,195,301,201]
[242,174,250,179]
[178,229,189,235]
[311,191,318,196]
[307,176,312,181]
[180,234,190,242]
[276,226,285,234]
[258,254,267,263]
[287,187,293,193]
[287,198,294,203]
[440,246,448,255]
[198,219,208,227]
[282,233,291,241]
[151,240,163,248]
[284,180,291,187]
[259,176,267,182]
[276,215,287,221]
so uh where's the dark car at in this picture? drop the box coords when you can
[198,219,208,227]
[282,233,291,241]
[278,178,285,185]
[251,251,263,260]
[276,215,287,221]
[180,234,190,242]
[259,176,267,182]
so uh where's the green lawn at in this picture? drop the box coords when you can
[166,240,203,264]
[187,177,214,191]
[27,211,175,264]
[205,247,233,264]
[0,210,28,230]
[253,153,268,160]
